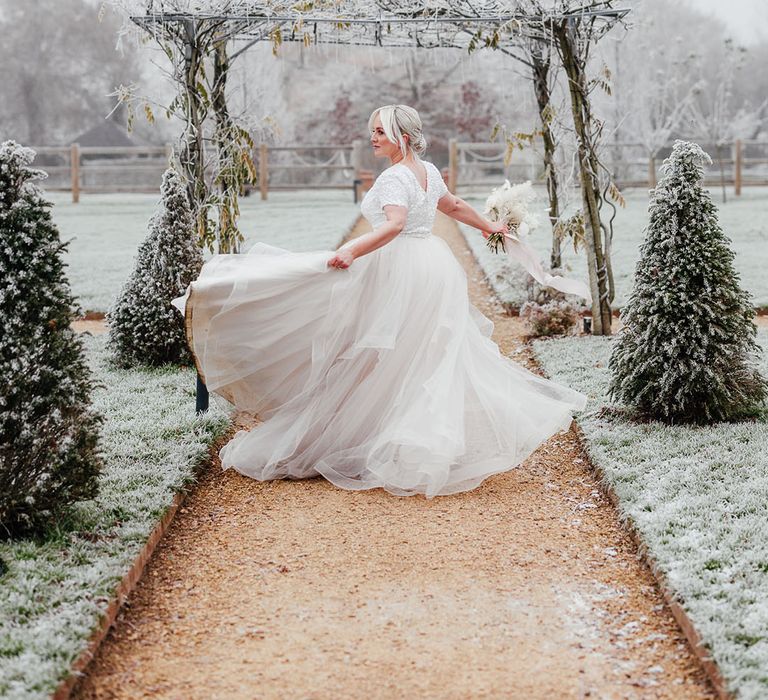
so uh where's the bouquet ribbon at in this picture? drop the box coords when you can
[502,224,593,305]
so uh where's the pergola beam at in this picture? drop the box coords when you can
[130,4,629,48]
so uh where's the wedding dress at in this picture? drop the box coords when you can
[173,160,588,498]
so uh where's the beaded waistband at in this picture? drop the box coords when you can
[401,229,431,238]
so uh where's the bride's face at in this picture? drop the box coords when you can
[370,115,406,160]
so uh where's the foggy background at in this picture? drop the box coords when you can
[1,0,767,168]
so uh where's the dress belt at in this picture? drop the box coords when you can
[400,229,431,238]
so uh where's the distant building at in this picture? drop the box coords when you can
[70,118,138,149]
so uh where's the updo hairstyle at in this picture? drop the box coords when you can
[368,104,427,158]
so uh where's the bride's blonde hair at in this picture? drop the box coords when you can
[368,104,427,158]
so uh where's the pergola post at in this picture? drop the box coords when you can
[530,49,562,269]
[553,15,615,335]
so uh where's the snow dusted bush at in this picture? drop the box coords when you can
[108,168,202,368]
[609,140,767,424]
[0,141,102,535]
[520,299,578,337]
[0,334,230,698]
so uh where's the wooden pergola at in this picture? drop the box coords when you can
[130,2,627,49]
[125,0,630,409]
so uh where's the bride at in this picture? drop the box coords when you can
[173,104,588,498]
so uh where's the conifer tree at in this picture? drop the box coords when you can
[108,168,202,368]
[0,141,102,534]
[609,140,767,423]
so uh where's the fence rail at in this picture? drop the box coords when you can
[449,138,768,194]
[32,144,173,202]
[29,139,768,202]
[252,142,368,200]
[30,142,373,202]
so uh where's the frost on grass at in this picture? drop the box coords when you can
[457,186,768,310]
[0,335,229,699]
[534,331,768,700]
[48,189,359,313]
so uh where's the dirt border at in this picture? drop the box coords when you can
[566,421,732,700]
[51,489,187,700]
[51,432,233,700]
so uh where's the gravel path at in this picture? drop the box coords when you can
[72,215,714,699]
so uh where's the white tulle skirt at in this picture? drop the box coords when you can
[173,234,587,498]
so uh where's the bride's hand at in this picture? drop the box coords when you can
[482,221,508,239]
[327,248,355,269]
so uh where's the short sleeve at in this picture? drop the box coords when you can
[429,162,450,199]
[376,170,410,209]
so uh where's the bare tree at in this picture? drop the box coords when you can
[459,0,626,333]
[0,0,140,144]
[685,38,763,203]
[108,3,269,253]
[615,26,698,171]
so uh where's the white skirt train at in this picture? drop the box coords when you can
[173,234,587,498]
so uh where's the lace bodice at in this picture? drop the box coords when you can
[360,160,450,238]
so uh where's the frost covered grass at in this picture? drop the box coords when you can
[47,189,359,313]
[534,330,768,699]
[459,186,768,309]
[0,334,230,699]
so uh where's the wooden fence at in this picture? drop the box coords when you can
[31,142,374,203]
[448,138,768,194]
[32,144,173,202]
[252,143,367,200]
[30,138,768,202]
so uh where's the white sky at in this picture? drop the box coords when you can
[686,0,768,44]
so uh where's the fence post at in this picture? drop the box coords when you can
[359,170,374,192]
[648,154,656,189]
[734,139,743,196]
[70,143,80,204]
[259,143,268,200]
[351,139,364,201]
[448,139,458,194]
[351,138,365,175]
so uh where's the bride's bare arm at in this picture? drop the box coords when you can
[437,193,505,236]
[327,205,407,269]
